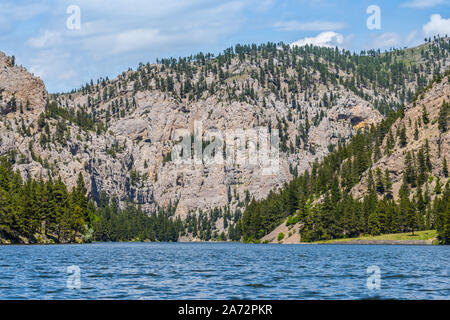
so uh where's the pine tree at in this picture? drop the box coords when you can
[443,157,448,178]
[422,105,430,125]
[384,169,393,200]
[368,211,381,235]
[0,187,14,233]
[417,147,427,185]
[435,182,450,244]
[435,177,442,195]
[414,121,419,140]
[415,186,426,230]
[424,139,432,171]
[438,101,448,133]
[375,168,384,194]
[386,130,395,155]
[405,199,418,234]
[399,125,407,147]
[367,169,375,193]
[404,151,417,187]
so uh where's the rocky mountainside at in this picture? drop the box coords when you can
[1,38,449,240]
[256,70,450,244]
[0,52,47,116]
[352,75,450,201]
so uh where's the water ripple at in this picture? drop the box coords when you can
[0,242,448,299]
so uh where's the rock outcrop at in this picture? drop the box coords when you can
[0,52,47,117]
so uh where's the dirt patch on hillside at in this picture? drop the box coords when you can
[260,221,302,244]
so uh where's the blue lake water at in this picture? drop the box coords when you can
[0,242,448,299]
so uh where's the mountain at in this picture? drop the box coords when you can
[1,37,450,242]
[243,69,450,244]
[351,72,450,201]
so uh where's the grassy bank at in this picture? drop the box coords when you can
[310,230,438,244]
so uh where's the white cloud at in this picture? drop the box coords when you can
[423,14,450,36]
[65,0,245,56]
[15,0,249,92]
[0,2,49,30]
[27,31,62,48]
[0,2,48,20]
[253,0,275,12]
[401,0,447,8]
[28,49,78,81]
[371,32,402,49]
[368,29,427,51]
[406,31,418,43]
[100,29,161,55]
[274,20,346,32]
[291,31,344,48]
[404,30,423,47]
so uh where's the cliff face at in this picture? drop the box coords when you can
[0,52,49,183]
[79,88,382,218]
[0,39,449,236]
[0,52,47,116]
[46,56,385,222]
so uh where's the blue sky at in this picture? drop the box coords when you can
[1,0,449,93]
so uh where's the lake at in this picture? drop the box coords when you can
[0,242,448,299]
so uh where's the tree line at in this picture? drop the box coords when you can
[0,156,184,244]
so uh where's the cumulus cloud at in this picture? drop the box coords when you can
[400,0,447,8]
[0,2,49,31]
[57,0,245,56]
[17,0,248,92]
[370,32,402,49]
[406,31,418,43]
[274,20,346,32]
[28,49,78,81]
[423,14,450,36]
[404,30,423,47]
[80,29,161,55]
[253,0,275,12]
[27,31,62,48]
[291,32,344,48]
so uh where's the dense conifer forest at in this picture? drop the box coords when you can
[0,155,182,243]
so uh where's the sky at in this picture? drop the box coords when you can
[1,0,449,93]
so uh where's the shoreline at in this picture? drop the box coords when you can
[318,239,436,245]
[0,240,446,246]
[1,230,444,246]
[271,230,440,245]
